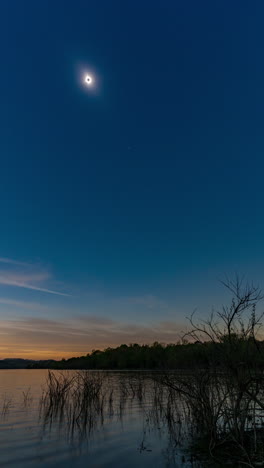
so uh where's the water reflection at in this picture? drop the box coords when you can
[39,371,201,466]
[0,370,202,467]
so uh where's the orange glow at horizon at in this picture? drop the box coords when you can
[0,349,90,361]
[0,316,185,361]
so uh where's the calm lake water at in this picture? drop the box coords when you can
[0,370,202,467]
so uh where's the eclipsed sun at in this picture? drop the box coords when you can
[84,75,93,86]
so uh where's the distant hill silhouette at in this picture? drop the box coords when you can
[0,359,36,369]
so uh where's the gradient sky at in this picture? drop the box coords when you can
[0,0,264,359]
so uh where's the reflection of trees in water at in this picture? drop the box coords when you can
[1,393,13,418]
[0,387,33,421]
[39,370,202,466]
[38,357,264,467]
[40,371,147,439]
[39,371,107,441]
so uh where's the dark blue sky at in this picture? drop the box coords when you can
[0,1,264,357]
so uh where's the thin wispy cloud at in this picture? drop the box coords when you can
[0,297,49,311]
[0,257,31,267]
[0,272,50,283]
[0,257,70,297]
[0,276,70,296]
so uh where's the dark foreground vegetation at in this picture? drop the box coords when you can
[36,278,264,466]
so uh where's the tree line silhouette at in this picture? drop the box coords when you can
[29,337,264,370]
